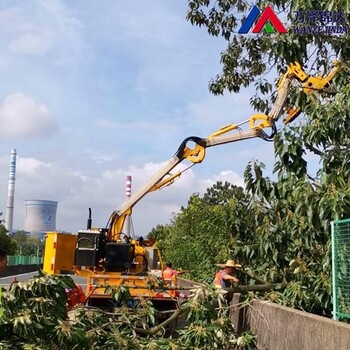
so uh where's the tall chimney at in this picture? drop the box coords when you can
[5,149,17,235]
[125,175,132,198]
[122,175,133,237]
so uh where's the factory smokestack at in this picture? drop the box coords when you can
[125,175,132,199]
[122,175,133,237]
[5,149,17,235]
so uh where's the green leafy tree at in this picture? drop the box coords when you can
[184,0,350,315]
[156,182,255,282]
[0,273,252,349]
[12,231,44,256]
[186,0,350,97]
[0,225,17,255]
[147,224,170,244]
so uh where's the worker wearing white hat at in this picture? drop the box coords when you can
[214,259,241,289]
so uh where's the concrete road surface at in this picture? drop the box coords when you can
[0,272,87,291]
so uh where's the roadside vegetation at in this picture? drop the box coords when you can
[155,0,350,317]
[0,272,256,349]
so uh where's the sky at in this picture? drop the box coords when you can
[0,0,278,236]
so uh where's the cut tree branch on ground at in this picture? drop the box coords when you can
[134,305,191,336]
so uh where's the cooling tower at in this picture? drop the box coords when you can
[24,200,58,233]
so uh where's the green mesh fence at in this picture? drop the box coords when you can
[332,219,350,320]
[7,255,43,266]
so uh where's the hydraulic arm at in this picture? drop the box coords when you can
[107,62,340,240]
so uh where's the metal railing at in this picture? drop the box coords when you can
[332,219,350,321]
[7,255,43,266]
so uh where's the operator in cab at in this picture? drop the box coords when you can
[214,259,241,289]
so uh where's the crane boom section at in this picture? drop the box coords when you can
[109,155,182,233]
[108,62,340,240]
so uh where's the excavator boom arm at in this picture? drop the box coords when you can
[108,61,340,240]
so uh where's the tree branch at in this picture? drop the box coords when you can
[134,305,191,336]
[225,283,288,293]
[236,268,270,285]
[305,143,323,156]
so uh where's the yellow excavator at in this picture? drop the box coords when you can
[43,61,340,310]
